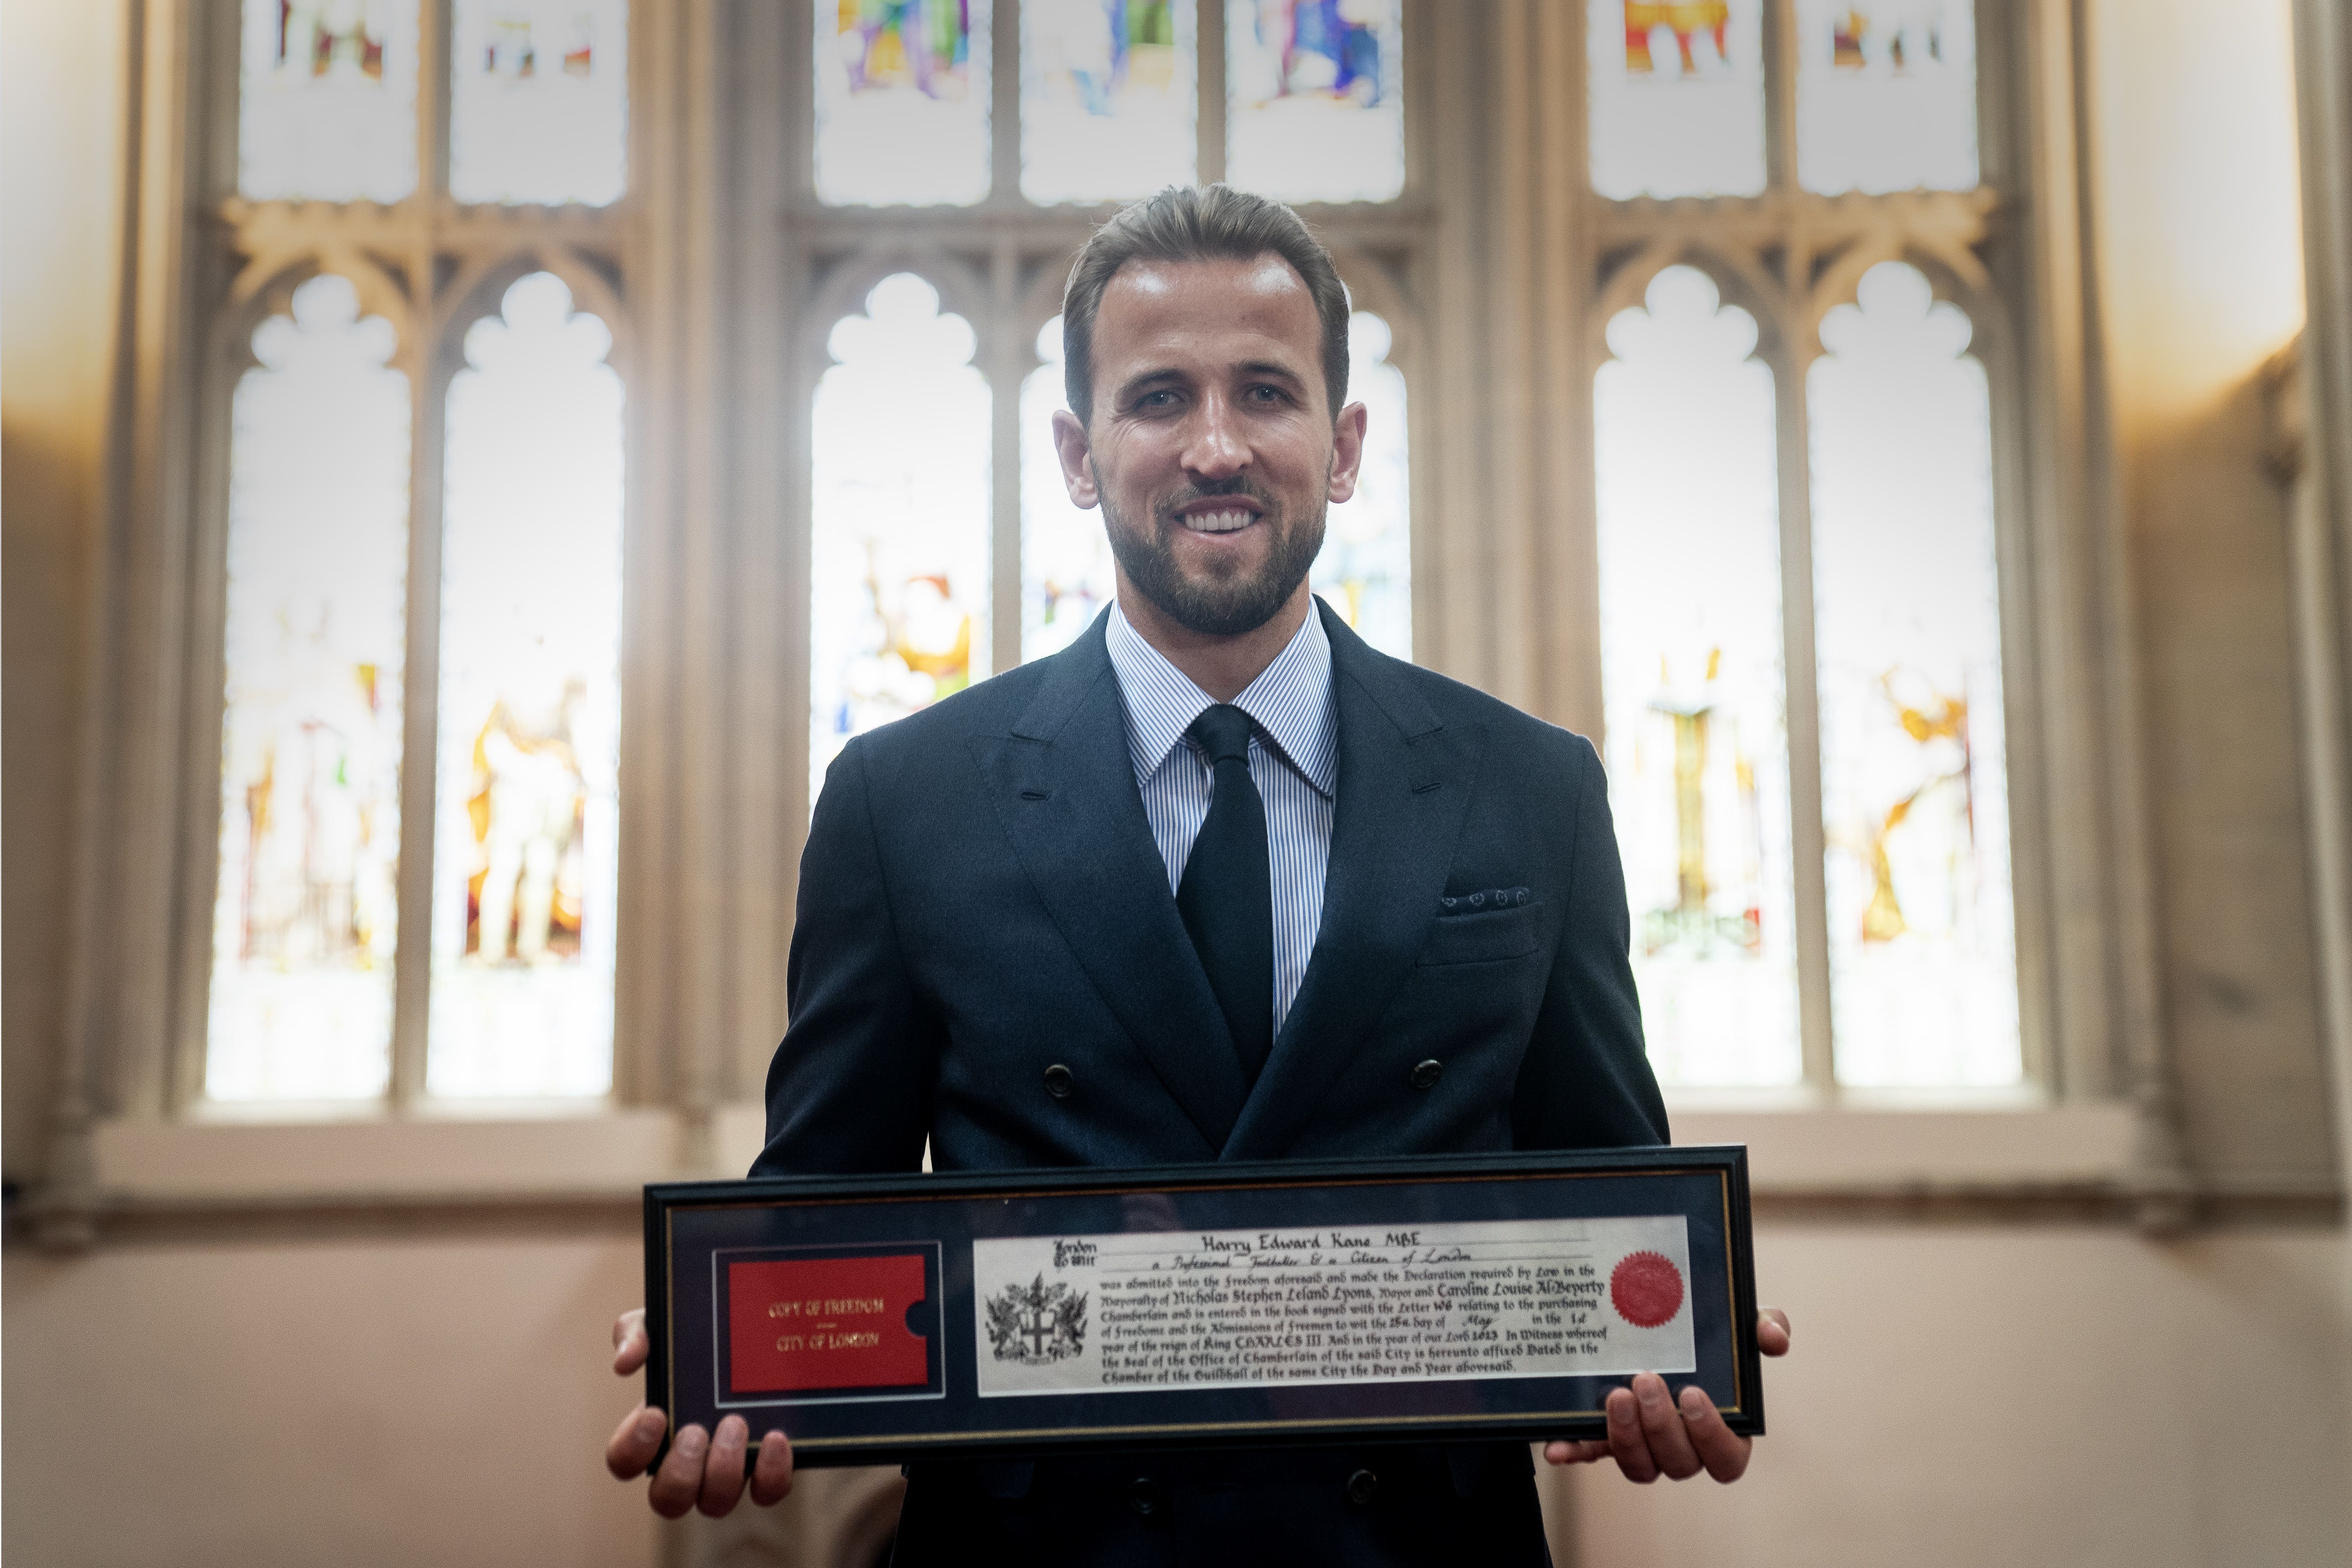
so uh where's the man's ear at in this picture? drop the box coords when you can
[1051,409,1099,509]
[1325,400,1369,506]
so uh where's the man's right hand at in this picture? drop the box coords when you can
[606,1308,797,1518]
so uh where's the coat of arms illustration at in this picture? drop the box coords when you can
[984,1272,1088,1364]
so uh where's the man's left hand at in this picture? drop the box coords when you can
[1541,1307,1790,1484]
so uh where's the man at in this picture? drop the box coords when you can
[608,184,1791,1560]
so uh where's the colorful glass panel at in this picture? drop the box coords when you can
[1796,0,1979,194]
[1309,310,1410,658]
[815,0,990,206]
[1226,0,1404,204]
[1587,0,1765,200]
[811,275,992,806]
[238,0,420,203]
[1807,261,2016,1086]
[429,273,625,1098]
[1594,266,1799,1087]
[208,275,410,1101]
[449,0,629,205]
[1021,317,1117,662]
[1022,0,1195,204]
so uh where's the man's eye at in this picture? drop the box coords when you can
[1136,389,1178,409]
[1246,385,1286,405]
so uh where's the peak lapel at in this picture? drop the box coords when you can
[970,618,1248,1154]
[1221,609,1484,1160]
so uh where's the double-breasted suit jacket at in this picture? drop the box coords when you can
[755,599,1669,1565]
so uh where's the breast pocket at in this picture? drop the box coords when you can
[1413,903,1546,966]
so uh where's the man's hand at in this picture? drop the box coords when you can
[1541,1307,1791,1484]
[606,1308,797,1518]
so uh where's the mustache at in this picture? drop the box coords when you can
[1153,475,1279,523]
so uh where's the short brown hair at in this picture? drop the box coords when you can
[1062,184,1350,427]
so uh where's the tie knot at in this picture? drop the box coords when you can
[1189,704,1255,766]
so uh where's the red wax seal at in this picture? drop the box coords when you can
[1609,1250,1684,1328]
[728,1254,930,1394]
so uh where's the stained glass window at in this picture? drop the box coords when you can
[1021,317,1117,661]
[1309,310,1410,658]
[1022,0,1195,204]
[449,0,629,206]
[1796,0,1978,195]
[1226,0,1404,204]
[429,273,625,1098]
[238,0,421,203]
[1587,0,1765,201]
[1594,267,1799,1087]
[815,0,990,206]
[1807,261,2016,1086]
[208,276,411,1101]
[811,275,992,805]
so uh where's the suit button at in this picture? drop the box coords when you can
[1043,1064,1074,1099]
[1346,1467,1380,1507]
[1130,1476,1163,1516]
[1410,1059,1443,1091]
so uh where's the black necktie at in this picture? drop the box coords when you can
[1176,704,1274,1087]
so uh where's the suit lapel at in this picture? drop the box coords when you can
[1221,607,1485,1160]
[971,617,1248,1154]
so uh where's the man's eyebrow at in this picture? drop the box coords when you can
[1234,359,1307,385]
[1113,366,1190,403]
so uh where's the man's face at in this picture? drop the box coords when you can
[1051,255,1365,637]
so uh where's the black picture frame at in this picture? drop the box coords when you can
[644,1145,1761,1467]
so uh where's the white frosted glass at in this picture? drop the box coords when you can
[816,0,991,206]
[1309,311,1411,659]
[430,274,624,1098]
[1021,317,1117,662]
[1796,0,1978,194]
[1588,0,1765,200]
[1594,267,1799,1087]
[1226,0,1404,204]
[812,275,992,806]
[449,0,628,205]
[239,0,420,202]
[1022,0,1195,203]
[208,275,410,1102]
[1808,262,2016,1086]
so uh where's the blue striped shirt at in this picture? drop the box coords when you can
[1104,600,1336,1040]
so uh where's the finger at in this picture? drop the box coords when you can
[606,1404,667,1481]
[1631,1373,1704,1480]
[613,1309,650,1375]
[1542,1439,1612,1466]
[1604,1386,1659,1483]
[1678,1384,1754,1483]
[697,1416,749,1517]
[647,1423,708,1519]
[749,1430,797,1507]
[1758,1307,1791,1356]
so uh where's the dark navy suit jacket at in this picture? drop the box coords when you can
[755,600,1668,1565]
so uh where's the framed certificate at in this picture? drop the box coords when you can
[644,1146,1761,1466]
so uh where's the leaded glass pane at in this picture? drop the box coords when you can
[815,0,990,206]
[812,275,992,806]
[239,0,420,203]
[429,273,624,1098]
[1309,310,1410,658]
[1587,0,1765,200]
[449,0,629,206]
[1796,0,1979,195]
[1021,317,1117,662]
[1807,261,2017,1086]
[1594,267,1799,1086]
[1022,0,1196,204]
[208,275,410,1102]
[1226,0,1404,204]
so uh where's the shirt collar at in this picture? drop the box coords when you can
[1105,597,1337,798]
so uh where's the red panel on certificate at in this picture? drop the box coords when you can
[728,1254,931,1394]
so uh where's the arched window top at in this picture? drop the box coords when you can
[1821,259,1975,362]
[827,272,979,371]
[1604,264,1760,364]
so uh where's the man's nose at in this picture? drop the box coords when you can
[1179,394,1250,481]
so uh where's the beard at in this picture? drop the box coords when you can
[1099,469,1328,638]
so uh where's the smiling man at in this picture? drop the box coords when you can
[607,184,1789,1563]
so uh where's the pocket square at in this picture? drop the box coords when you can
[1438,886,1531,915]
